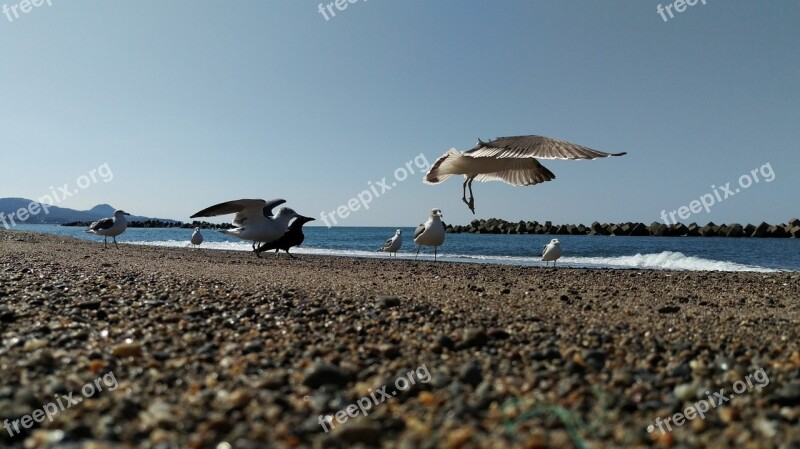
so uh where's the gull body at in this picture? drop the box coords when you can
[378,229,403,257]
[189,199,300,255]
[414,209,445,261]
[255,216,315,258]
[86,209,130,249]
[190,227,204,247]
[542,239,562,266]
[424,135,627,213]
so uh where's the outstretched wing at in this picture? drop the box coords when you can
[474,159,556,186]
[465,135,626,160]
[190,199,286,226]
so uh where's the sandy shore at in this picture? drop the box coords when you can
[1,229,799,448]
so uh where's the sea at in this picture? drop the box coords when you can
[9,224,799,272]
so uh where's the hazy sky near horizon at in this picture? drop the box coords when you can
[1,1,798,227]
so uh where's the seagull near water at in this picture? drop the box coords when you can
[414,209,445,261]
[85,209,130,249]
[190,227,204,248]
[424,135,627,213]
[378,229,402,257]
[255,215,315,258]
[542,238,562,267]
[189,199,301,256]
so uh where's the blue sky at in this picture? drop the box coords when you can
[1,1,798,226]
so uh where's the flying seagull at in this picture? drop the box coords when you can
[414,209,445,261]
[378,229,402,257]
[86,209,130,249]
[542,238,562,267]
[255,215,315,258]
[189,199,300,256]
[190,227,204,248]
[424,135,627,213]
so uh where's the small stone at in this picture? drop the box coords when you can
[378,344,401,359]
[0,306,16,323]
[76,300,102,310]
[674,383,695,401]
[112,342,143,358]
[377,296,401,308]
[658,305,680,314]
[336,423,381,445]
[487,328,510,340]
[459,362,483,387]
[457,328,488,350]
[237,307,255,318]
[771,383,800,407]
[302,362,352,389]
[436,335,455,349]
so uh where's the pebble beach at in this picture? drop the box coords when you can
[1,229,799,449]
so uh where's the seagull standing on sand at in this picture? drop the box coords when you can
[414,209,445,261]
[424,135,627,213]
[255,215,315,258]
[189,199,300,256]
[190,227,204,248]
[542,238,562,266]
[86,209,130,249]
[378,229,402,257]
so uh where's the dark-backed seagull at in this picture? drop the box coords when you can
[424,135,627,213]
[378,229,402,257]
[255,215,315,258]
[414,209,445,261]
[542,238,562,266]
[189,199,300,256]
[190,227,203,247]
[86,209,130,249]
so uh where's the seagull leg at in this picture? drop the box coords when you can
[415,245,421,261]
[461,178,470,208]
[467,179,476,214]
[287,250,296,259]
[434,247,437,262]
[113,236,119,250]
[103,237,107,249]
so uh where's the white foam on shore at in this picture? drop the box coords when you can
[127,240,780,272]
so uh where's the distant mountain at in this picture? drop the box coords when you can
[0,198,178,225]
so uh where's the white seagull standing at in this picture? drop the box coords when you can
[541,238,562,267]
[424,135,627,213]
[190,227,204,248]
[86,209,130,249]
[414,209,445,261]
[189,199,300,256]
[378,229,402,257]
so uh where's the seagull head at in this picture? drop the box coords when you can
[396,229,402,235]
[194,227,200,232]
[551,239,560,245]
[429,208,443,218]
[276,207,300,219]
[114,210,130,217]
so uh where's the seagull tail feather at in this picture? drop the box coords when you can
[424,148,461,185]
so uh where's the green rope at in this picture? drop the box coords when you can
[501,387,607,449]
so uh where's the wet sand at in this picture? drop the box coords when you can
[1,229,799,448]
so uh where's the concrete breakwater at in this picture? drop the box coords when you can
[446,218,800,238]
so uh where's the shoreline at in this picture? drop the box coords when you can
[1,229,799,448]
[6,227,797,273]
